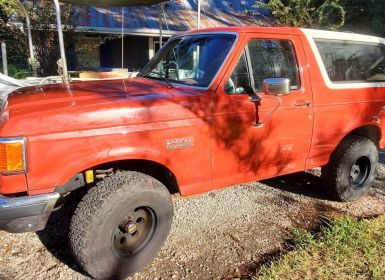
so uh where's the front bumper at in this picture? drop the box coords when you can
[0,192,60,233]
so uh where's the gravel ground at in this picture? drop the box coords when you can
[1,151,385,280]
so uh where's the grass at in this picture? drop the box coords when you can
[255,216,385,280]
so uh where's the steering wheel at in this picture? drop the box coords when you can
[225,77,236,93]
[164,61,180,80]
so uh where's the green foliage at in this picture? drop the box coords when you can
[370,0,385,36]
[253,0,346,30]
[251,0,385,36]
[8,64,28,79]
[0,0,28,76]
[289,228,315,250]
[0,0,18,20]
[340,0,385,37]
[256,216,385,280]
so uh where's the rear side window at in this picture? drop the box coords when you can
[248,39,300,92]
[315,39,385,82]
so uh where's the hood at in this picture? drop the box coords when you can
[0,78,178,136]
[5,78,173,115]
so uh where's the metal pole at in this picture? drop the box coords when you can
[159,3,164,47]
[1,42,8,76]
[197,0,201,29]
[121,7,124,69]
[17,0,37,77]
[53,0,69,83]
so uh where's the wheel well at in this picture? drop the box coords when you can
[95,160,179,194]
[348,125,381,147]
[56,160,179,195]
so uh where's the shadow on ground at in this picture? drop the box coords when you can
[262,171,328,200]
[36,188,88,276]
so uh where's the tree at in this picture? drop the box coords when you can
[252,0,346,30]
[0,0,18,19]
[340,0,385,37]
[0,0,28,77]
[28,0,78,76]
[370,1,385,37]
[0,0,79,77]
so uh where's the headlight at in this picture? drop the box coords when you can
[0,137,27,174]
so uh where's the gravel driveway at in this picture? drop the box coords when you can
[1,151,385,280]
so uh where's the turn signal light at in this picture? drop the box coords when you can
[0,138,26,173]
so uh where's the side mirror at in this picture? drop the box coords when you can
[263,78,291,96]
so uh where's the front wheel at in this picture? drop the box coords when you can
[69,171,173,279]
[321,135,378,201]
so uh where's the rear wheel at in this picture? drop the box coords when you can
[321,135,378,201]
[69,171,173,279]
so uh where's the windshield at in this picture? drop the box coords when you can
[138,34,236,88]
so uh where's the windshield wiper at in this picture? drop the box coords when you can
[142,71,174,89]
[160,76,174,89]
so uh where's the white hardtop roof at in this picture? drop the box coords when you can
[301,28,385,45]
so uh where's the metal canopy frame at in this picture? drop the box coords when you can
[53,0,202,83]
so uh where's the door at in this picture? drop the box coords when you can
[211,33,314,188]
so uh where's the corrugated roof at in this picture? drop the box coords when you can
[74,0,268,35]
[62,0,167,6]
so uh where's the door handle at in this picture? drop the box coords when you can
[294,100,312,107]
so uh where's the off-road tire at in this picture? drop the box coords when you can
[321,135,378,201]
[69,171,173,279]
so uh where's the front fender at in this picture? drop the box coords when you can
[25,120,212,196]
[26,133,174,193]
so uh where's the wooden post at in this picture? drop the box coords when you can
[121,7,124,69]
[148,37,154,59]
[1,42,8,76]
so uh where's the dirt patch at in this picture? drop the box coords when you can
[1,151,384,280]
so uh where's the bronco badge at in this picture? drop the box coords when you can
[165,137,194,150]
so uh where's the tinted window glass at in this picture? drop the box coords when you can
[248,40,300,92]
[225,52,252,94]
[315,39,385,82]
[139,34,236,87]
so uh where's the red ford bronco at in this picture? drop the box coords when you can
[1,27,385,278]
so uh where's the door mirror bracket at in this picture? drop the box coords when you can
[249,95,262,103]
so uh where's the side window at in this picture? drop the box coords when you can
[370,57,385,80]
[225,51,253,94]
[248,39,300,92]
[315,39,385,82]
